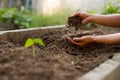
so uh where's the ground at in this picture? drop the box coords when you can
[0,26,120,80]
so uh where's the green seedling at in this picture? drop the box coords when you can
[24,38,45,57]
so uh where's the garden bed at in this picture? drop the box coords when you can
[0,26,120,80]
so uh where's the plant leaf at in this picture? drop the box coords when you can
[24,38,34,48]
[34,38,45,46]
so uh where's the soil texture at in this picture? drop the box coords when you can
[0,27,119,80]
[67,16,83,31]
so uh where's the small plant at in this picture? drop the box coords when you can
[24,38,45,57]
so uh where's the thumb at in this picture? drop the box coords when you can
[73,37,83,42]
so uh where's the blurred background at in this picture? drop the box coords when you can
[0,0,120,30]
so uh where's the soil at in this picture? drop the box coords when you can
[67,16,83,31]
[0,27,120,80]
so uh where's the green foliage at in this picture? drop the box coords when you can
[24,38,45,57]
[24,38,45,48]
[34,38,45,46]
[0,7,32,29]
[102,2,120,14]
[30,9,72,27]
[24,38,34,48]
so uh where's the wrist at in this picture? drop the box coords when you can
[90,14,99,23]
[93,36,104,44]
[92,36,98,43]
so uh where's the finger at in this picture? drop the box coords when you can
[79,12,91,18]
[82,17,92,25]
[67,37,81,46]
[72,37,86,47]
[74,13,80,16]
[67,37,86,47]
[73,37,82,42]
[67,37,74,42]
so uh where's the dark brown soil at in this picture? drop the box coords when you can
[67,16,83,31]
[0,27,119,80]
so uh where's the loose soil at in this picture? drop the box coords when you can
[0,27,120,80]
[67,16,83,31]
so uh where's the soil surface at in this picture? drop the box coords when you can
[0,27,120,80]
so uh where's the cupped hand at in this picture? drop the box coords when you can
[67,36,95,47]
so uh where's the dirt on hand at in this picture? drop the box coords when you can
[67,16,83,31]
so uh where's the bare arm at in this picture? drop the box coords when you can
[94,33,120,44]
[91,14,120,27]
[74,13,120,27]
[67,13,120,47]
[67,33,120,47]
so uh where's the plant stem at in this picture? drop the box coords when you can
[32,46,35,57]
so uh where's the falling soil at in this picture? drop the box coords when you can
[0,27,119,80]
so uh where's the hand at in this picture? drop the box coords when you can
[67,36,95,47]
[72,12,94,25]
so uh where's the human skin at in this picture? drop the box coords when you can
[73,12,120,27]
[67,12,120,47]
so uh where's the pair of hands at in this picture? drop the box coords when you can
[67,12,96,47]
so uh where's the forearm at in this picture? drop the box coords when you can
[91,14,120,27]
[94,33,120,45]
